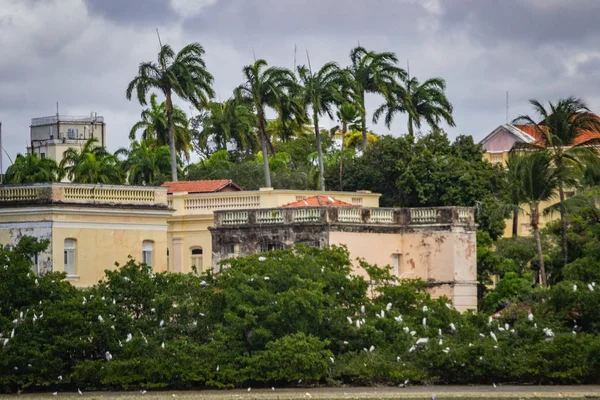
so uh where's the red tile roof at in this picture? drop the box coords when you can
[280,195,356,208]
[514,114,600,147]
[161,180,242,194]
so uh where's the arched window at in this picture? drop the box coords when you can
[64,239,77,276]
[190,247,203,272]
[142,241,154,268]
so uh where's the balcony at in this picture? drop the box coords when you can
[213,206,475,228]
[0,183,168,208]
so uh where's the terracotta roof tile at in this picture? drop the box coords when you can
[280,195,356,208]
[161,180,242,194]
[513,114,600,147]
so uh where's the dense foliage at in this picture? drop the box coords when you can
[2,238,600,393]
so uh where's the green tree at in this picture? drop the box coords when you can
[129,93,193,160]
[346,46,406,151]
[235,60,298,188]
[511,151,559,287]
[193,100,258,154]
[59,138,123,184]
[297,62,344,190]
[117,140,171,185]
[4,153,60,184]
[127,43,215,181]
[513,97,600,266]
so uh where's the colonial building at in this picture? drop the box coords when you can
[0,183,170,287]
[0,181,478,310]
[210,200,478,312]
[479,122,600,236]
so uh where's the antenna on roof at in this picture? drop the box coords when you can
[252,48,256,62]
[506,91,509,124]
[56,101,59,118]
[293,43,297,71]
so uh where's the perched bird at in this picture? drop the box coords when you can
[449,323,456,332]
[422,318,427,327]
[347,316,353,324]
[442,347,450,354]
[78,388,83,395]
[416,338,428,345]
[52,392,58,396]
[504,323,509,331]
[438,328,442,336]
[272,387,275,391]
[105,351,112,361]
[343,341,349,345]
[410,331,416,336]
[160,320,165,327]
[58,375,63,381]
[360,305,365,314]
[126,333,132,342]
[588,283,594,292]
[386,302,392,311]
[247,387,251,392]
[422,305,428,312]
[161,342,165,349]
[216,365,219,372]
[573,284,578,292]
[369,345,375,352]
[141,390,147,394]
[528,313,534,321]
[408,345,416,352]
[490,332,498,342]
[258,256,266,262]
[394,315,403,323]
[98,315,104,323]
[329,357,335,363]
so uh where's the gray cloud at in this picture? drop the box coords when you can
[1,0,600,170]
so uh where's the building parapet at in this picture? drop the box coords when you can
[0,184,168,208]
[213,206,475,228]
[168,189,381,217]
[31,115,105,127]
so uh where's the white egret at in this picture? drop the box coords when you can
[386,303,392,311]
[490,332,498,342]
[258,256,266,262]
[98,315,104,323]
[126,333,132,342]
[105,351,112,361]
[416,338,428,345]
[422,305,428,312]
[78,388,83,395]
[369,345,375,352]
[329,357,335,363]
[528,313,534,321]
[422,318,427,327]
[449,323,456,332]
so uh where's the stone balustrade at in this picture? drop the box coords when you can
[213,206,475,228]
[0,184,168,207]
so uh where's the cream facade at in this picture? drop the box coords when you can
[210,207,478,311]
[28,114,107,165]
[0,184,169,287]
[166,187,381,274]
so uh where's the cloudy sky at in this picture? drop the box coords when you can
[1,0,600,168]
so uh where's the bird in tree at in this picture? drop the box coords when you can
[346,46,406,151]
[194,99,258,154]
[235,59,298,187]
[374,76,455,139]
[509,151,558,287]
[513,97,600,266]
[129,93,193,160]
[297,61,344,190]
[126,42,215,181]
[116,140,172,185]
[4,153,60,184]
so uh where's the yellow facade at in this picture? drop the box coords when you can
[167,187,381,274]
[0,184,170,287]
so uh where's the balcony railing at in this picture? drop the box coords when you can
[213,206,475,228]
[0,184,167,207]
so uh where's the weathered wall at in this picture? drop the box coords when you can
[211,225,329,269]
[0,222,53,273]
[167,215,214,273]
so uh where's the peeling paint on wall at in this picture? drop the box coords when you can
[0,223,53,274]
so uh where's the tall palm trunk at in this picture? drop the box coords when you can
[512,208,519,237]
[166,93,178,181]
[313,113,325,191]
[258,111,272,188]
[360,92,367,152]
[340,122,347,191]
[531,206,547,287]
[558,181,568,266]
[407,115,414,139]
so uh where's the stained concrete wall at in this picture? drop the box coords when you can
[0,222,53,274]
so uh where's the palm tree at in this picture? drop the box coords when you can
[512,151,559,287]
[335,103,360,190]
[129,93,193,160]
[195,100,258,153]
[505,153,524,237]
[513,97,600,266]
[118,141,171,185]
[347,46,405,151]
[373,76,455,139]
[4,153,60,184]
[235,59,297,187]
[126,42,215,181]
[70,153,124,184]
[60,138,109,181]
[297,61,344,190]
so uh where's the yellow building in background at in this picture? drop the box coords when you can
[0,184,170,287]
